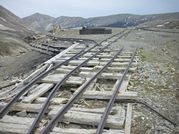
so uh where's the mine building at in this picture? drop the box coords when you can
[79,26,112,34]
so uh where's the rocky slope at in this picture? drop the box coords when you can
[0,6,50,85]
[23,13,54,32]
[0,5,33,56]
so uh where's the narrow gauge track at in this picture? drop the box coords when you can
[137,27,179,34]
[41,48,124,134]
[0,45,87,118]
[28,44,123,133]
[0,29,130,118]
[96,49,137,134]
[0,29,137,134]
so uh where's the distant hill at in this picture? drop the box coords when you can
[0,5,33,56]
[23,12,179,32]
[53,16,86,28]
[23,13,54,32]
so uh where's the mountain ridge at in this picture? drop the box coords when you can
[23,13,54,32]
[23,12,179,32]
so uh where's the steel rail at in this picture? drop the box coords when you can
[41,47,124,134]
[28,31,129,133]
[96,49,137,134]
[0,44,92,118]
[0,29,128,118]
[99,29,130,45]
[27,43,113,134]
[99,31,124,44]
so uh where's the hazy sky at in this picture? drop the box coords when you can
[1,0,179,18]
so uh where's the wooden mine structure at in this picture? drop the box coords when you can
[79,27,112,35]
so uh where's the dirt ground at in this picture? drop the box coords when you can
[0,50,51,86]
[121,28,179,134]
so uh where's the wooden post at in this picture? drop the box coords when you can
[125,103,133,134]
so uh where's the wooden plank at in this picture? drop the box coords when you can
[60,65,95,71]
[45,43,80,64]
[0,103,46,113]
[30,47,54,55]
[79,72,128,80]
[82,54,134,59]
[100,58,134,62]
[83,91,138,100]
[0,122,29,134]
[120,75,131,92]
[111,75,131,92]
[41,74,85,85]
[125,103,133,134]
[30,44,59,52]
[83,52,95,57]
[49,110,125,129]
[0,115,34,125]
[0,103,124,115]
[60,65,76,69]
[22,83,54,103]
[56,57,99,61]
[0,87,14,97]
[118,56,138,58]
[35,91,137,104]
[56,66,94,74]
[55,68,74,74]
[35,97,68,105]
[62,53,76,57]
[86,78,97,91]
[55,60,100,66]
[174,126,179,134]
[0,105,125,131]
[79,57,99,60]
[100,62,137,66]
[0,116,38,134]
[94,66,136,72]
[57,66,136,73]
[11,64,49,93]
[69,60,99,66]
[0,118,124,134]
[52,128,124,134]
[50,105,124,115]
[0,116,33,133]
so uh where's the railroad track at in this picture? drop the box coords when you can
[137,27,179,34]
[0,30,138,134]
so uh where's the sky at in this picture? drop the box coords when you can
[1,0,179,18]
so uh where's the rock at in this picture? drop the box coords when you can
[128,86,133,90]
[16,110,27,117]
[162,48,166,52]
[171,68,175,72]
[141,116,145,120]
[140,81,144,84]
[129,81,134,87]
[3,76,9,80]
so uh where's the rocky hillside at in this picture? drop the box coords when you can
[23,13,54,32]
[53,16,86,28]
[23,12,179,32]
[0,5,33,56]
